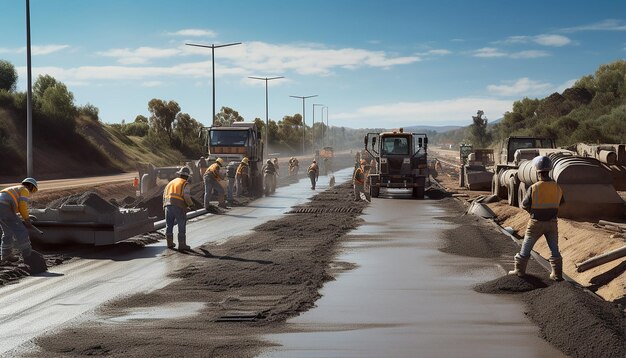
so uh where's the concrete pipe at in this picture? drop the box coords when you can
[598,150,617,165]
[575,245,626,272]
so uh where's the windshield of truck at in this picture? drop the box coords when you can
[210,130,248,146]
[509,138,554,153]
[381,136,408,155]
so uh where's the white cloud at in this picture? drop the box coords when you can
[471,47,549,59]
[333,97,513,126]
[97,47,181,64]
[561,19,626,33]
[501,36,530,44]
[0,44,70,55]
[534,34,571,47]
[487,78,553,96]
[167,29,217,37]
[425,49,452,55]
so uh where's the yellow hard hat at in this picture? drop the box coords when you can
[242,157,249,164]
[359,159,367,165]
[215,158,224,166]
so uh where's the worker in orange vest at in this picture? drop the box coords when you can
[0,178,39,264]
[163,167,194,251]
[203,158,228,209]
[353,159,367,201]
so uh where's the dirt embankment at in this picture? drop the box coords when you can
[431,150,626,304]
[29,182,369,357]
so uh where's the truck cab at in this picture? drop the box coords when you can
[364,129,428,199]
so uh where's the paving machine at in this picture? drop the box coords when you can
[364,128,429,199]
[459,144,494,190]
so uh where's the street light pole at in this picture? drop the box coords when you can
[312,103,324,150]
[25,0,33,177]
[290,95,317,155]
[248,76,284,159]
[186,42,242,125]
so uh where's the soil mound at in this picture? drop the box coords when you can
[523,283,625,358]
[474,274,548,294]
[438,215,515,258]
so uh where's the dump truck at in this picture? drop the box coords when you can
[492,136,624,219]
[203,122,264,195]
[459,144,494,190]
[363,129,429,199]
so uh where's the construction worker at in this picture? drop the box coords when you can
[353,159,367,201]
[263,159,277,196]
[509,156,565,281]
[163,167,194,251]
[236,157,250,196]
[289,157,299,176]
[308,159,319,190]
[203,158,228,209]
[0,178,38,264]
[226,161,237,204]
[273,157,280,177]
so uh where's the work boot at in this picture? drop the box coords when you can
[165,234,176,249]
[178,236,191,251]
[0,250,19,264]
[549,257,563,281]
[508,254,529,277]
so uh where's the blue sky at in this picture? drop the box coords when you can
[1,0,625,129]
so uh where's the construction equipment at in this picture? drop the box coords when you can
[363,128,429,199]
[459,144,494,190]
[319,146,334,175]
[573,143,626,190]
[492,137,625,219]
[202,122,264,195]
[29,192,154,246]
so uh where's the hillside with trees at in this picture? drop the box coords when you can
[433,60,626,149]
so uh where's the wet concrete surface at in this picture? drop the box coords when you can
[260,192,566,358]
[0,170,350,356]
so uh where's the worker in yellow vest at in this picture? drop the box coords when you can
[509,156,565,280]
[236,157,250,196]
[0,178,38,264]
[203,158,228,209]
[163,167,194,251]
[353,159,367,201]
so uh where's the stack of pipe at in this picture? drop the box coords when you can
[575,143,626,190]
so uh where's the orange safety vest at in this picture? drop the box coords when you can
[206,163,222,179]
[236,163,248,176]
[353,167,365,185]
[530,181,562,210]
[308,163,318,174]
[163,178,189,208]
[0,185,30,218]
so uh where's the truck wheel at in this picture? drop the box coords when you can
[507,177,519,207]
[517,182,527,209]
[413,186,425,199]
[370,186,380,198]
[492,174,507,199]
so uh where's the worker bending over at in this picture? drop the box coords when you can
[204,158,228,209]
[0,178,39,264]
[509,156,565,281]
[163,167,194,251]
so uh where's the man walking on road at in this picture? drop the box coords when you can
[308,159,319,190]
[0,178,39,264]
[509,156,565,281]
[204,158,228,209]
[163,167,194,251]
[236,157,250,196]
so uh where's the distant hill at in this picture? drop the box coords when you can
[401,125,463,133]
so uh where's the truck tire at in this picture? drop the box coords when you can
[492,173,507,199]
[413,186,425,199]
[507,176,519,207]
[517,182,527,209]
[370,185,380,198]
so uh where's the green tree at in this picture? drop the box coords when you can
[135,114,148,123]
[174,112,202,145]
[79,103,99,121]
[469,110,491,148]
[214,106,244,126]
[147,98,180,140]
[0,60,18,92]
[33,74,60,99]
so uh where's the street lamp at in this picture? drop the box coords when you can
[312,103,324,150]
[322,106,329,146]
[186,42,242,125]
[290,95,318,155]
[25,0,33,176]
[248,76,284,159]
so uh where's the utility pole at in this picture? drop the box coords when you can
[248,76,284,159]
[186,42,242,125]
[25,0,33,177]
[290,95,317,155]
[312,103,324,150]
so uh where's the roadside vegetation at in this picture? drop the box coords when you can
[435,60,626,148]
